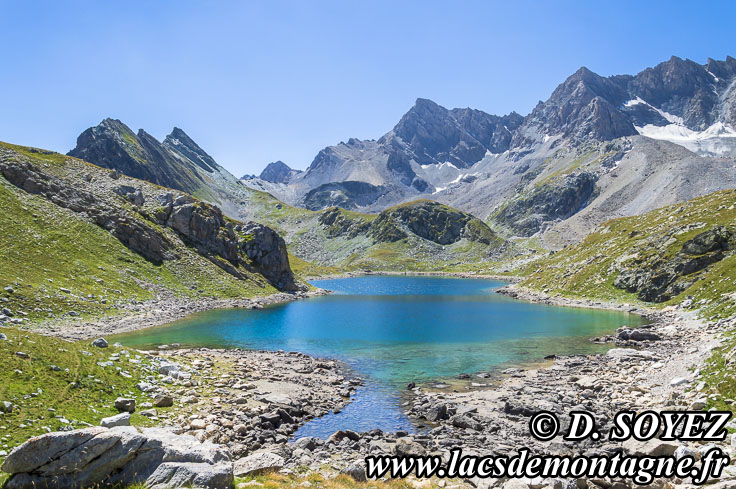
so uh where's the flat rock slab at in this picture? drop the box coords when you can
[1,426,231,489]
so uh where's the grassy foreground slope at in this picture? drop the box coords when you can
[0,142,288,325]
[244,190,508,272]
[517,188,736,320]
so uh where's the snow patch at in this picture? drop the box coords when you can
[636,121,736,142]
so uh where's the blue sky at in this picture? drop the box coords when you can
[0,1,734,176]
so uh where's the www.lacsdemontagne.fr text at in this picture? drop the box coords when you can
[365,447,730,485]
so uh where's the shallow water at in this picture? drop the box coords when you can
[114,276,645,437]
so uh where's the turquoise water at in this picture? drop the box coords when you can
[113,276,645,436]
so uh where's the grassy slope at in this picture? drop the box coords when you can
[516,188,736,319]
[0,143,280,325]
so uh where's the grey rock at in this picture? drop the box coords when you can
[0,333,7,340]
[340,463,367,482]
[153,395,174,408]
[100,413,131,428]
[394,437,426,457]
[1,401,14,413]
[91,338,108,348]
[425,403,449,422]
[233,451,284,477]
[146,461,233,489]
[291,437,317,451]
[1,426,230,489]
[114,397,136,413]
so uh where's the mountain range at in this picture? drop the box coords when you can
[60,55,736,262]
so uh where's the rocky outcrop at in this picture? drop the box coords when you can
[493,172,598,237]
[0,158,175,263]
[371,200,499,245]
[317,207,371,239]
[0,426,232,489]
[238,222,298,291]
[0,149,300,292]
[613,226,734,302]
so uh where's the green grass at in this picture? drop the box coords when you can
[0,328,169,467]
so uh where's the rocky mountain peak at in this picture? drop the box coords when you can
[259,160,300,183]
[163,127,219,173]
[68,119,206,195]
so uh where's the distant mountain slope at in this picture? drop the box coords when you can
[242,191,507,271]
[514,188,736,321]
[244,55,736,235]
[0,142,302,324]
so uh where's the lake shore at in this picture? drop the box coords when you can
[43,288,331,341]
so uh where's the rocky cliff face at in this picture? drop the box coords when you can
[514,56,736,148]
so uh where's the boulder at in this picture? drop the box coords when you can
[340,463,367,482]
[394,437,426,457]
[1,401,14,413]
[0,426,230,489]
[153,395,174,408]
[100,413,130,428]
[450,414,484,431]
[91,338,108,348]
[291,437,317,451]
[233,451,284,477]
[425,403,449,421]
[114,397,136,413]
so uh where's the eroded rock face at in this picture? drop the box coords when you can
[0,151,300,293]
[239,222,298,291]
[0,426,232,489]
[493,172,598,237]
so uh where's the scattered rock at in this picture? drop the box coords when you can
[92,338,108,348]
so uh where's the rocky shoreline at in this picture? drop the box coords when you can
[42,288,330,342]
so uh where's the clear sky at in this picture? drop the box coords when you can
[0,1,734,176]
